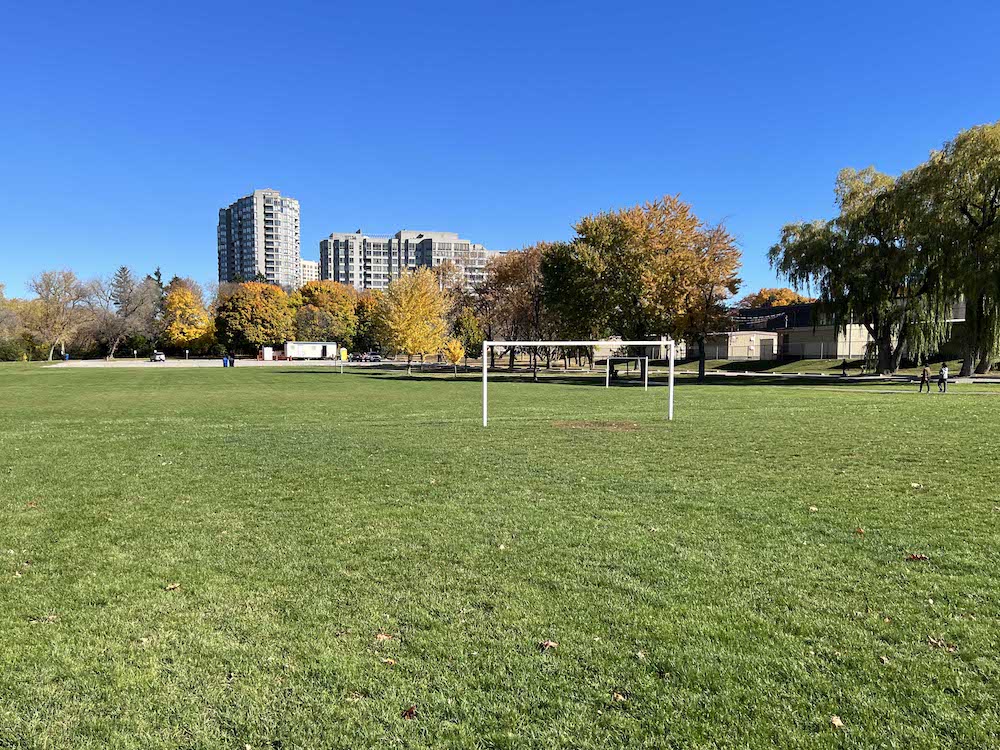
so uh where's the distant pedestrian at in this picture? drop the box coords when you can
[938,364,949,393]
[919,365,931,393]
[223,355,229,368]
[229,353,236,367]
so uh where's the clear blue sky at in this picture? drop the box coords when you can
[3,1,999,297]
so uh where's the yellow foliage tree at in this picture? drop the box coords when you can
[737,287,814,309]
[378,269,449,374]
[164,286,213,351]
[443,338,465,377]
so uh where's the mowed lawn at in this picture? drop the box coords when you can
[2,365,1000,749]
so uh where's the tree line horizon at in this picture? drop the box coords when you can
[2,121,997,377]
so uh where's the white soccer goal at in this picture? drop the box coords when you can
[606,356,648,389]
[480,339,676,426]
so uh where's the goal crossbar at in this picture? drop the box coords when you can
[481,339,675,426]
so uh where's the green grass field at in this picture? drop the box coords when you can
[2,364,1000,748]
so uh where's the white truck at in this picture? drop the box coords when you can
[284,342,339,360]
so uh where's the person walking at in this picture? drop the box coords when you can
[919,364,931,393]
[938,363,949,393]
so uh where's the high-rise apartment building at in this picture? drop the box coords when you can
[300,259,320,284]
[218,189,301,287]
[319,229,489,291]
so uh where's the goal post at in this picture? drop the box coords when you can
[606,356,649,390]
[481,339,676,426]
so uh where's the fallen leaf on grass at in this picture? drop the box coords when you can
[910,483,924,489]
[831,715,845,729]
[539,639,559,651]
[906,553,929,562]
[381,658,396,666]
[29,614,58,624]
[927,636,957,653]
[808,506,818,513]
[375,633,394,642]
[612,692,627,702]
[165,582,181,591]
[25,501,37,510]
[880,655,890,665]
[854,527,865,536]
[401,705,417,720]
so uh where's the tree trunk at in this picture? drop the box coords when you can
[48,343,56,361]
[508,348,515,372]
[532,349,538,382]
[697,336,706,383]
[875,329,896,374]
[961,344,975,377]
[975,353,992,374]
[454,363,458,378]
[407,354,412,375]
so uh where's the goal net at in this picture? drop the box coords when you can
[480,339,675,426]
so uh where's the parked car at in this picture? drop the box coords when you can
[349,352,365,362]
[150,351,166,362]
[365,352,382,362]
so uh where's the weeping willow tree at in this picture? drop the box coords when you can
[901,122,1000,375]
[770,167,948,373]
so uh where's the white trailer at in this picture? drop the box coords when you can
[284,341,339,360]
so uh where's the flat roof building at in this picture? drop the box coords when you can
[320,229,490,291]
[300,258,320,284]
[218,189,301,288]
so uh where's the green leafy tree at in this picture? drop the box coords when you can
[770,168,943,374]
[352,292,384,355]
[901,122,1000,374]
[452,305,483,368]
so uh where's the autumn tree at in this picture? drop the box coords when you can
[736,287,814,309]
[292,281,358,346]
[215,282,294,354]
[443,338,465,377]
[378,269,449,374]
[478,246,545,371]
[163,283,213,352]
[27,270,89,360]
[86,266,161,357]
[572,196,703,340]
[0,285,31,360]
[675,224,742,381]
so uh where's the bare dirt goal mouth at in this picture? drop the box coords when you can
[552,420,641,432]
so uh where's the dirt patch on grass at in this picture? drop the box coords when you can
[553,420,640,431]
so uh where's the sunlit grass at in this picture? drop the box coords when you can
[2,365,999,748]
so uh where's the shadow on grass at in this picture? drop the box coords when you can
[272,367,901,389]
